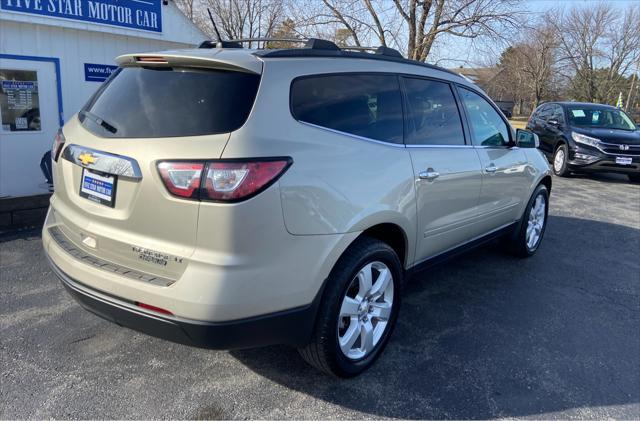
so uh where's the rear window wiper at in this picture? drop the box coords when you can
[79,110,118,134]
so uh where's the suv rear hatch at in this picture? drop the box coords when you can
[50,50,262,282]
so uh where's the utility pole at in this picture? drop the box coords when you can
[625,60,639,112]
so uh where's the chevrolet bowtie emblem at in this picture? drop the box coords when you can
[78,152,97,166]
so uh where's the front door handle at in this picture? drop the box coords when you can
[485,164,498,173]
[419,169,440,181]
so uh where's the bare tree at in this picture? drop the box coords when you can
[481,17,561,115]
[185,0,286,47]
[268,18,300,47]
[397,0,523,61]
[290,0,523,62]
[175,0,197,20]
[287,0,395,47]
[551,3,640,103]
[514,24,560,107]
[487,47,527,113]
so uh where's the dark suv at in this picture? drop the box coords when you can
[527,102,640,182]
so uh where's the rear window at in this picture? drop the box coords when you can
[290,74,403,144]
[80,67,260,138]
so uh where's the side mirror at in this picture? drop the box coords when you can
[516,129,539,148]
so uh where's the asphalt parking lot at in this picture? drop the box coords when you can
[1,174,639,419]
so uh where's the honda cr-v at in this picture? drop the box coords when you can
[527,101,639,181]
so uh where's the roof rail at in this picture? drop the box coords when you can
[200,37,402,58]
[197,35,459,77]
[229,37,306,44]
[341,45,403,58]
[375,46,403,58]
[198,37,340,50]
[304,38,340,51]
[198,40,243,49]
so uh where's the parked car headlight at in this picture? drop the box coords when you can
[572,132,601,148]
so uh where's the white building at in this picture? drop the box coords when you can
[0,0,207,199]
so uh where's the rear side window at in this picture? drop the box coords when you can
[550,105,565,123]
[535,105,550,120]
[80,67,260,138]
[458,87,510,147]
[291,74,403,144]
[403,78,465,145]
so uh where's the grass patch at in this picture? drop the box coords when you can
[509,120,527,129]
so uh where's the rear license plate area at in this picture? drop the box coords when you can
[80,168,117,207]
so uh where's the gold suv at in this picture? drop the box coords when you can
[43,39,552,377]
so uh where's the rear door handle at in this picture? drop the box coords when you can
[419,169,440,181]
[485,164,498,173]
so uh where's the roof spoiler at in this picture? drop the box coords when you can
[115,52,262,74]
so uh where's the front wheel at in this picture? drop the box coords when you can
[506,184,549,257]
[298,237,402,377]
[553,144,570,177]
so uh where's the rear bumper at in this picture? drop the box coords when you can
[48,255,321,349]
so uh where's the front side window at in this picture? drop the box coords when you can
[80,67,261,138]
[459,87,510,147]
[291,74,403,144]
[403,78,465,146]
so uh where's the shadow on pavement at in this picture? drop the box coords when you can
[231,215,640,418]
[566,171,637,184]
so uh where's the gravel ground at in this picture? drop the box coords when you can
[1,173,639,419]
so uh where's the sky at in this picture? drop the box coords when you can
[432,0,639,69]
[525,0,636,14]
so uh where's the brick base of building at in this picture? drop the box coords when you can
[0,194,51,232]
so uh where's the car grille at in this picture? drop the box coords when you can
[49,226,175,287]
[600,142,640,156]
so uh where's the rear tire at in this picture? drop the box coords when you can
[553,143,570,177]
[505,184,549,258]
[628,173,640,183]
[298,236,402,377]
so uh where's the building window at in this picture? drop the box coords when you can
[0,69,41,132]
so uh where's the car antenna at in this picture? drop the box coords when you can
[207,8,223,44]
[199,8,242,49]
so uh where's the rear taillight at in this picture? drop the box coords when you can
[157,162,204,199]
[203,160,290,201]
[52,129,65,162]
[157,158,291,202]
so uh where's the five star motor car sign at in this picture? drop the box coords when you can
[0,0,162,32]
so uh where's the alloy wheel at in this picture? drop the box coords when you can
[554,149,565,173]
[337,261,394,360]
[526,194,546,250]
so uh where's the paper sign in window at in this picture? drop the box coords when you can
[571,109,586,118]
[0,69,41,132]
